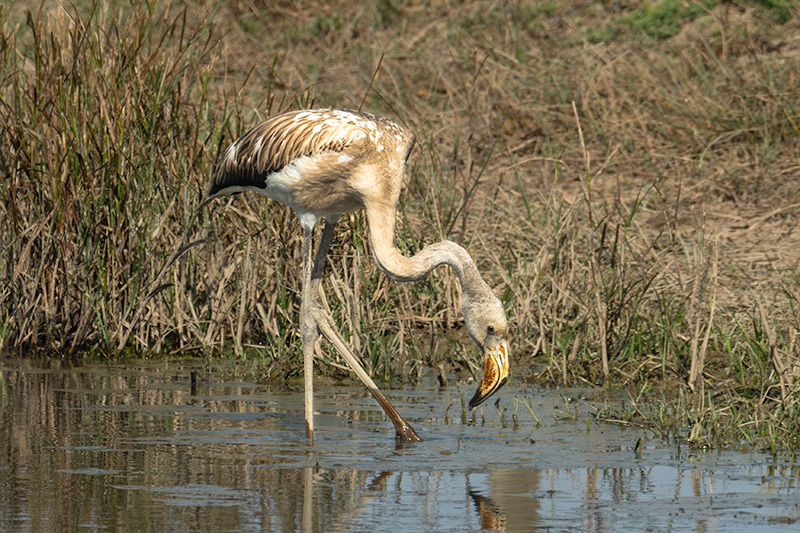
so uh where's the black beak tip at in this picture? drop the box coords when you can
[468,392,482,410]
[468,377,508,410]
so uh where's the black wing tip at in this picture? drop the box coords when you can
[205,179,227,199]
[206,158,267,200]
[205,165,228,199]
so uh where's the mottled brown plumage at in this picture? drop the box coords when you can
[207,108,509,442]
[208,109,414,220]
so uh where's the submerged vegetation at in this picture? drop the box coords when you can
[1,0,799,449]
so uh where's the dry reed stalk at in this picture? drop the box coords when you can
[758,296,788,402]
[572,101,609,381]
[688,238,719,392]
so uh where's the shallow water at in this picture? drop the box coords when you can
[1,357,798,532]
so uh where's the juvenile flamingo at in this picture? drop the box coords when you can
[208,109,509,442]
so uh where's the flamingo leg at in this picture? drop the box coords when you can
[300,225,317,441]
[310,216,339,284]
[303,217,422,442]
[312,310,421,442]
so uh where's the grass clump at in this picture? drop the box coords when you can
[0,4,229,355]
[624,0,714,39]
[623,0,796,40]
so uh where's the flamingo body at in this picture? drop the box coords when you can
[208,109,509,442]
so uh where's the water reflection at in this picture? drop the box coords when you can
[471,469,540,530]
[1,357,799,532]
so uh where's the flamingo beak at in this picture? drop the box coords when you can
[469,336,509,409]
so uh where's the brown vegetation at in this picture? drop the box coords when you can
[1,0,799,448]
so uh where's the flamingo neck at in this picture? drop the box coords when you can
[365,206,493,303]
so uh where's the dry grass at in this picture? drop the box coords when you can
[1,0,800,448]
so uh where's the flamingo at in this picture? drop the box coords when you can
[207,109,509,442]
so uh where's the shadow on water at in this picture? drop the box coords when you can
[1,357,799,532]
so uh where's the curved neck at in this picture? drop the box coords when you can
[365,206,493,301]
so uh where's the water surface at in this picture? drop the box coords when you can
[1,357,798,531]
